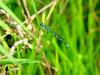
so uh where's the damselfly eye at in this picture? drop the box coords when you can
[40,23,46,30]
[40,23,51,33]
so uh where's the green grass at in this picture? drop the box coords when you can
[0,0,100,75]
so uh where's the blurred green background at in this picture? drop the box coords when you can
[0,0,100,75]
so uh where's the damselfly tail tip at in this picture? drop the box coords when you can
[65,43,69,48]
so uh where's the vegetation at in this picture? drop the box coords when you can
[0,0,100,75]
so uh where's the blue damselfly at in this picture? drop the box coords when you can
[40,23,69,48]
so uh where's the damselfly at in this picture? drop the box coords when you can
[40,23,69,48]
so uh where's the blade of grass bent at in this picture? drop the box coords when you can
[0,58,41,64]
[0,2,31,34]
